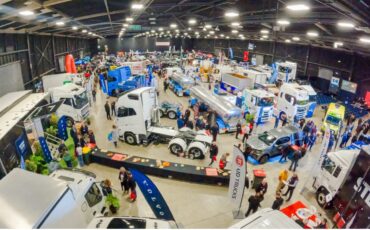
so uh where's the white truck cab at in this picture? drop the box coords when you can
[0,168,107,228]
[276,62,297,83]
[276,83,309,121]
[229,208,302,229]
[242,89,275,124]
[48,83,89,122]
[88,217,178,229]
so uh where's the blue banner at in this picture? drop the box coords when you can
[39,137,52,162]
[58,116,68,140]
[229,48,233,59]
[130,169,175,221]
[15,134,30,169]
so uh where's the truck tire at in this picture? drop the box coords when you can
[124,133,137,145]
[159,109,164,118]
[169,138,187,155]
[187,142,206,159]
[167,110,177,119]
[316,188,328,207]
[258,154,269,164]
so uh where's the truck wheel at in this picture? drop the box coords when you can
[169,143,183,155]
[258,155,269,164]
[167,110,177,119]
[124,133,137,145]
[188,147,203,159]
[316,188,328,207]
[159,109,164,118]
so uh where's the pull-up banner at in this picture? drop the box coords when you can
[130,169,175,221]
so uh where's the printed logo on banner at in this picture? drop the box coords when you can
[130,169,175,221]
[235,155,244,167]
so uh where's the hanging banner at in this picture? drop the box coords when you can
[243,51,249,62]
[58,116,68,141]
[229,48,234,59]
[15,133,30,170]
[39,137,52,163]
[228,146,246,208]
[130,169,175,221]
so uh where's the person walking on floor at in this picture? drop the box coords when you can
[127,173,137,202]
[272,192,284,210]
[184,108,191,125]
[255,178,268,198]
[279,145,289,163]
[245,192,263,217]
[236,122,242,139]
[283,173,299,202]
[242,124,250,144]
[92,88,96,102]
[119,167,129,194]
[209,142,218,166]
[276,169,288,193]
[243,146,252,162]
[76,144,84,167]
[289,148,302,172]
[111,125,118,147]
[111,101,116,117]
[105,101,111,120]
[219,152,230,170]
[307,133,317,151]
[211,124,219,142]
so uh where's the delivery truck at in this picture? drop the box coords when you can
[242,89,275,124]
[312,145,370,228]
[0,168,108,228]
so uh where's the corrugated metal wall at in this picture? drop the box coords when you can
[0,34,92,90]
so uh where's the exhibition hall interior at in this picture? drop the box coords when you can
[0,0,370,229]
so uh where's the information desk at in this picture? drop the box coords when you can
[91,148,230,185]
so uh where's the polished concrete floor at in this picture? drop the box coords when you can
[86,77,345,228]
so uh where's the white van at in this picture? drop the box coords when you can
[229,208,302,229]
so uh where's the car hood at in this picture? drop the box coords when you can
[247,136,269,151]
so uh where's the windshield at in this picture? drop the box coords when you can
[297,100,308,106]
[258,133,277,145]
[309,95,317,102]
[257,97,274,107]
[74,91,88,109]
[107,218,146,229]
[326,114,341,126]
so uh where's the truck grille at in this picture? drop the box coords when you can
[82,106,90,119]
[296,106,307,119]
[260,110,271,122]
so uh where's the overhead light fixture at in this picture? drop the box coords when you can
[203,27,207,31]
[170,23,177,28]
[260,29,269,34]
[226,36,230,39]
[262,35,268,38]
[188,28,192,31]
[292,36,300,41]
[158,27,163,31]
[149,17,156,21]
[56,21,65,26]
[123,23,129,27]
[151,29,155,33]
[82,29,87,33]
[88,32,92,35]
[286,3,310,11]
[184,32,188,35]
[205,24,212,29]
[175,29,179,33]
[225,11,239,17]
[359,37,370,43]
[232,30,238,34]
[337,21,355,28]
[277,19,290,25]
[307,31,319,37]
[334,42,343,48]
[167,30,170,33]
[231,22,240,27]
[126,17,134,22]
[209,31,215,34]
[19,10,34,16]
[72,26,78,30]
[188,19,197,24]
[285,39,291,43]
[131,3,144,10]
[220,34,224,37]
[195,31,199,35]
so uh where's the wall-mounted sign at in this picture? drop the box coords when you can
[341,80,357,94]
[248,43,254,50]
[128,25,142,31]
[156,41,170,46]
[329,76,340,94]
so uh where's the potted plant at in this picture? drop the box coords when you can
[106,194,120,214]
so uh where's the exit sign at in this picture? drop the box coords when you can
[128,25,142,30]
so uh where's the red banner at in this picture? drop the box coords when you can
[243,51,249,61]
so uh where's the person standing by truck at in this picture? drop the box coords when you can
[211,124,219,142]
[272,192,284,210]
[111,100,116,117]
[276,169,288,193]
[289,148,302,172]
[118,167,129,194]
[236,122,242,139]
[282,173,299,201]
[104,101,111,120]
[76,144,84,167]
[111,125,118,147]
